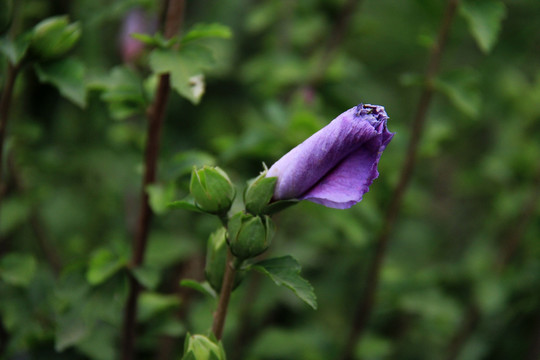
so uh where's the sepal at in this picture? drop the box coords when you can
[29,16,81,61]
[227,212,273,260]
[189,166,235,215]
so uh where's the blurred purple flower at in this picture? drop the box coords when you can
[120,8,155,64]
[266,104,394,209]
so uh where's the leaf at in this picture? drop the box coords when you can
[168,196,204,213]
[34,57,87,107]
[132,266,161,290]
[147,182,176,215]
[182,23,232,44]
[180,279,217,299]
[434,68,481,118]
[132,32,179,49]
[86,248,127,285]
[55,310,89,351]
[149,45,215,104]
[172,150,216,177]
[0,32,30,64]
[263,199,300,215]
[252,256,317,309]
[138,292,181,322]
[0,253,37,286]
[460,0,506,53]
[95,66,146,120]
[0,197,30,236]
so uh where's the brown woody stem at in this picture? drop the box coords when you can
[340,1,460,359]
[120,1,185,359]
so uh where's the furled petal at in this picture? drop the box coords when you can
[266,104,393,209]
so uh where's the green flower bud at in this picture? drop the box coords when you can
[182,334,226,360]
[228,212,274,260]
[29,16,81,61]
[205,227,227,292]
[0,0,13,35]
[190,166,235,214]
[244,172,277,215]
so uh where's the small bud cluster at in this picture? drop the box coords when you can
[188,165,281,292]
[190,166,235,215]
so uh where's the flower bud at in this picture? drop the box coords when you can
[29,16,81,61]
[120,8,155,64]
[266,104,394,209]
[182,334,226,360]
[205,227,227,292]
[190,166,235,215]
[228,212,274,260]
[0,0,13,35]
[244,171,277,215]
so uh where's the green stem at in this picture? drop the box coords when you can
[212,248,237,340]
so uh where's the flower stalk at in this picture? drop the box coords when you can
[212,248,237,340]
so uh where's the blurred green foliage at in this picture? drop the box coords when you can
[1,0,539,359]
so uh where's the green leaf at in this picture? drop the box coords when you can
[132,266,161,290]
[168,196,204,213]
[55,310,89,351]
[263,199,299,215]
[95,66,147,120]
[180,279,217,299]
[138,292,181,322]
[34,57,87,107]
[0,197,30,236]
[0,32,30,64]
[149,45,215,104]
[172,150,216,177]
[86,248,127,285]
[434,68,481,118]
[252,255,317,309]
[132,32,178,49]
[147,182,176,215]
[182,23,232,44]
[460,0,506,53]
[0,253,37,286]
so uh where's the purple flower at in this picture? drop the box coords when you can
[120,8,155,64]
[266,104,394,209]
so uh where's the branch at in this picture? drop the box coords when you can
[340,1,460,359]
[121,1,185,359]
[443,167,540,360]
[7,154,62,274]
[310,0,363,86]
[0,62,21,211]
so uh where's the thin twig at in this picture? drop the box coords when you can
[0,62,21,213]
[310,0,363,86]
[121,1,185,358]
[443,167,540,360]
[212,249,237,340]
[444,305,481,360]
[7,154,62,274]
[496,167,540,270]
[526,309,540,360]
[340,1,460,359]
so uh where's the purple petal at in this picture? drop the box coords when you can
[120,8,156,64]
[266,104,394,209]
